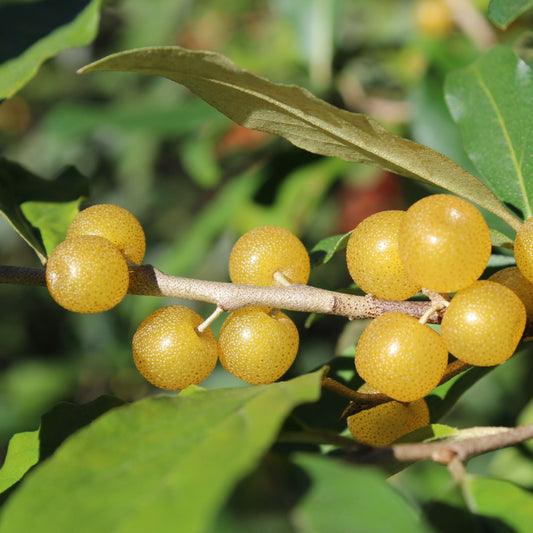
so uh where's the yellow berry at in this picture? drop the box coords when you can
[346,210,421,300]
[355,312,448,402]
[347,384,430,447]
[218,307,299,385]
[488,266,533,319]
[398,194,491,293]
[46,235,129,313]
[514,217,533,284]
[229,226,310,286]
[440,280,526,366]
[132,306,218,390]
[67,204,146,264]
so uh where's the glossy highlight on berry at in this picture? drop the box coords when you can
[229,226,310,286]
[355,312,448,402]
[46,235,129,313]
[218,307,299,384]
[67,203,146,264]
[132,305,218,390]
[346,210,421,300]
[398,194,491,293]
[440,280,526,366]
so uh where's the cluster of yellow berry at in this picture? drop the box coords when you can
[345,194,530,446]
[45,196,532,448]
[133,225,310,390]
[45,208,310,390]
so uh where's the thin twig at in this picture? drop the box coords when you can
[326,359,472,418]
[392,424,533,465]
[0,264,443,322]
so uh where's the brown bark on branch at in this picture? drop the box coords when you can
[0,264,442,322]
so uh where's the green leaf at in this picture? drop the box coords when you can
[488,0,533,29]
[426,366,492,421]
[0,371,322,533]
[78,46,520,231]
[0,158,89,261]
[465,476,533,531]
[310,232,351,268]
[0,0,103,99]
[0,431,39,496]
[291,454,432,533]
[0,396,124,496]
[41,99,222,140]
[445,46,533,221]
[395,424,457,444]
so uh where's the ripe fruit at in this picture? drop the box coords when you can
[440,280,526,366]
[218,307,299,384]
[347,384,430,447]
[346,210,421,300]
[67,204,146,264]
[355,312,448,402]
[229,226,310,286]
[488,266,533,319]
[46,235,129,313]
[132,305,218,390]
[398,194,491,293]
[514,217,533,284]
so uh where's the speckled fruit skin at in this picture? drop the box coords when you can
[67,204,146,264]
[489,266,533,319]
[218,307,299,385]
[355,312,448,402]
[347,384,430,447]
[440,280,526,366]
[398,194,491,293]
[132,305,218,391]
[514,218,533,284]
[346,210,421,300]
[229,226,310,286]
[46,235,129,313]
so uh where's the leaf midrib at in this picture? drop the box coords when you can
[473,65,531,219]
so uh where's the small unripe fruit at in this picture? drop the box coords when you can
[46,235,129,313]
[355,312,448,402]
[488,266,533,319]
[218,307,299,384]
[514,217,533,284]
[346,210,421,300]
[132,305,218,390]
[229,226,310,286]
[347,384,430,447]
[414,0,453,37]
[440,280,526,366]
[67,204,146,264]
[398,194,491,293]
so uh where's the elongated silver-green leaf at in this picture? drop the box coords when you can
[78,46,520,231]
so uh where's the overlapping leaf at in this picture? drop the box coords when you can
[0,371,322,533]
[78,46,520,231]
[446,46,533,221]
[0,396,123,497]
[0,0,103,99]
[0,158,89,262]
[488,0,533,29]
